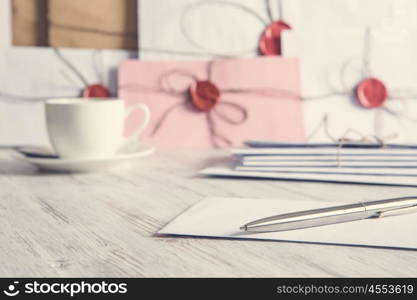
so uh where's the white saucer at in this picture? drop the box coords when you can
[11,144,155,173]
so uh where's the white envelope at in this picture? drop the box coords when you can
[0,47,136,147]
[0,0,11,47]
[138,0,417,60]
[138,0,279,60]
[159,197,417,249]
[282,27,417,143]
[280,0,417,143]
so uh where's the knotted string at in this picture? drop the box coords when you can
[306,114,398,166]
[16,0,287,59]
[309,116,382,167]
[335,130,398,167]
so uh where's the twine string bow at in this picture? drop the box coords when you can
[307,114,398,167]
[149,60,249,147]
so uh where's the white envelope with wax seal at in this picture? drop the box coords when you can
[139,0,416,60]
[138,0,287,60]
[282,27,417,143]
[0,47,136,147]
[280,0,417,143]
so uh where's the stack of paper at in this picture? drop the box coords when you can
[199,141,417,186]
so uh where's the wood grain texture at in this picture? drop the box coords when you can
[0,149,416,277]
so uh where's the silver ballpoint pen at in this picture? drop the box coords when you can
[240,196,417,233]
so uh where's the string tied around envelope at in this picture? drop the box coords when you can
[178,0,417,112]
[300,28,389,109]
[27,0,290,59]
[302,27,417,142]
[307,114,398,167]
[180,0,291,57]
[119,60,302,147]
[53,49,110,98]
[0,0,293,104]
[130,0,291,58]
[0,48,111,103]
[327,27,417,113]
[120,25,417,148]
[152,63,248,147]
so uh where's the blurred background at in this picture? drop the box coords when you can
[2,0,417,148]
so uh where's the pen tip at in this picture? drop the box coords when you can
[240,225,247,231]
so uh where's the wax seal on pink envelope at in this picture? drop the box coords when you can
[259,21,291,56]
[355,77,387,108]
[190,80,220,112]
[83,84,110,98]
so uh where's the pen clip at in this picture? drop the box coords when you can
[376,205,417,218]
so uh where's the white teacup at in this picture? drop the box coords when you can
[45,98,150,159]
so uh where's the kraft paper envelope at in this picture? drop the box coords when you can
[282,27,417,143]
[0,47,136,147]
[159,197,417,249]
[119,57,305,148]
[138,0,277,60]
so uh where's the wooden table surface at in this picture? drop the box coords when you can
[1,148,417,277]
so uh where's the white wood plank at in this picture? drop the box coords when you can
[0,149,416,277]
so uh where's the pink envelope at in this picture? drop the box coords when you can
[118,57,305,148]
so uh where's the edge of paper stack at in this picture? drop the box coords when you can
[199,141,417,186]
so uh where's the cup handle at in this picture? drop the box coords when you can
[124,103,151,143]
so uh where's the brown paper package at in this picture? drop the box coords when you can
[48,0,137,49]
[12,0,48,46]
[13,0,137,49]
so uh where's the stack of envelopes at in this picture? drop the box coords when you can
[200,141,417,186]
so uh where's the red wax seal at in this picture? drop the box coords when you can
[189,80,220,112]
[355,77,388,108]
[82,84,110,98]
[259,20,291,56]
